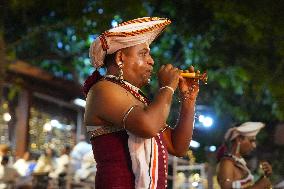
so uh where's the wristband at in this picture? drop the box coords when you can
[159,86,174,95]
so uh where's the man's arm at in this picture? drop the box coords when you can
[250,176,272,189]
[86,64,180,138]
[217,159,236,189]
[163,66,201,156]
[162,98,195,157]
[217,159,272,189]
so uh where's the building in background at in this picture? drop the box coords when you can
[1,60,85,158]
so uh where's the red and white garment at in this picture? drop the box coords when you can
[127,132,159,189]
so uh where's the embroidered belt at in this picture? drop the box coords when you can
[88,126,124,138]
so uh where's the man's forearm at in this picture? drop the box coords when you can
[143,88,174,131]
[171,100,196,156]
[250,176,272,189]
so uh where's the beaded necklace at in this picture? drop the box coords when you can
[104,75,149,105]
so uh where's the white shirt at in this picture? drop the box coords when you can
[13,159,29,176]
[49,154,70,178]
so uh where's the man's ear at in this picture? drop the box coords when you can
[114,50,123,65]
[235,136,242,143]
[237,136,246,142]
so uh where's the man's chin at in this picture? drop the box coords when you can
[141,74,151,85]
[243,150,256,158]
[141,79,151,86]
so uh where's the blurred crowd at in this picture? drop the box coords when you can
[0,135,96,189]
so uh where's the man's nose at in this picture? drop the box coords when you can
[251,142,256,149]
[147,56,154,66]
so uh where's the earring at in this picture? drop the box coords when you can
[235,142,240,155]
[117,61,124,81]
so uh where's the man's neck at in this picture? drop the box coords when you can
[106,68,141,88]
[231,145,242,158]
[106,65,119,76]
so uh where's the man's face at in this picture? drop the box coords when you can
[121,43,154,87]
[240,136,257,155]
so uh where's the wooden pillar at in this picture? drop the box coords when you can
[15,89,31,158]
[76,109,85,142]
[0,34,7,105]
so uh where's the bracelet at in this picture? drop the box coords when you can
[122,105,139,129]
[159,86,174,95]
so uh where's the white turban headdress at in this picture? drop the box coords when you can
[224,122,265,141]
[89,17,171,68]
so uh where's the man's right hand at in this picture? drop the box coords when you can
[158,64,181,90]
[260,161,273,177]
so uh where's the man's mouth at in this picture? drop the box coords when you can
[146,70,153,77]
[147,68,153,74]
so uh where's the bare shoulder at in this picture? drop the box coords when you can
[85,80,139,127]
[86,80,134,112]
[90,80,128,98]
[219,158,235,169]
[217,157,236,179]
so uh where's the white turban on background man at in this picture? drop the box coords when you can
[224,122,265,141]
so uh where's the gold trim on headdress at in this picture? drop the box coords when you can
[99,35,109,51]
[103,17,171,37]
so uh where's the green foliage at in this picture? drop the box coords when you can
[3,0,149,82]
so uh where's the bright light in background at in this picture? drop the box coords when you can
[209,145,216,152]
[98,8,103,14]
[43,123,52,132]
[111,20,118,27]
[190,140,200,148]
[57,42,63,49]
[198,115,205,123]
[73,98,86,107]
[83,58,90,65]
[192,182,199,187]
[65,125,73,131]
[198,114,213,127]
[71,35,77,41]
[44,120,73,131]
[3,113,11,122]
[88,35,97,43]
[203,117,213,127]
[50,119,63,129]
[50,119,60,126]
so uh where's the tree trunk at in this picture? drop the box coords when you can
[0,0,7,104]
[0,34,6,104]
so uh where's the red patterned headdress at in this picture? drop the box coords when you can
[89,17,171,68]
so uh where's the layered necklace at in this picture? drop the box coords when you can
[104,75,149,105]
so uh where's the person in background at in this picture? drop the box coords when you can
[84,17,205,188]
[217,122,273,189]
[0,156,19,189]
[74,150,96,183]
[49,145,71,179]
[13,151,31,177]
[33,147,56,174]
[0,145,11,165]
[25,152,39,176]
[70,135,92,171]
